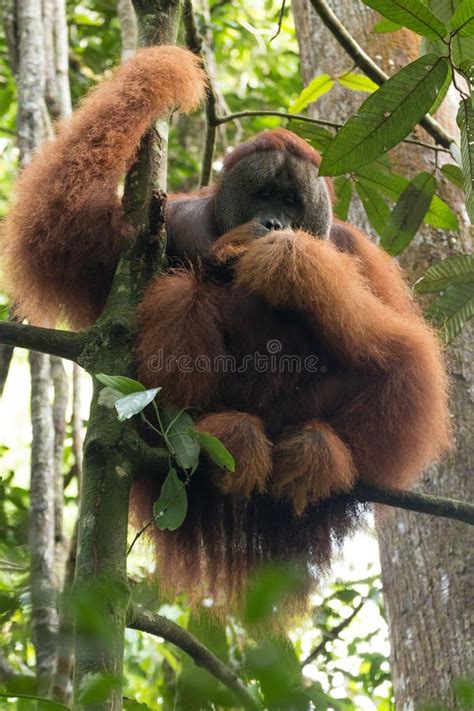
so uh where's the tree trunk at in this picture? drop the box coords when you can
[291,2,473,708]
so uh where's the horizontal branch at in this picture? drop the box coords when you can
[214,110,450,154]
[309,0,456,151]
[128,605,259,709]
[354,483,474,525]
[0,321,85,362]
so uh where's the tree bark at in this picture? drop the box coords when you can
[29,350,58,694]
[291,2,473,709]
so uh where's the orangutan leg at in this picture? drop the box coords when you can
[195,411,272,498]
[271,421,355,515]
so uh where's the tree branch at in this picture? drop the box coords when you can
[0,321,85,362]
[302,598,366,667]
[182,0,218,187]
[128,605,260,709]
[354,483,474,525]
[309,0,456,151]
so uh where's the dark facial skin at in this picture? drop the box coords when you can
[215,150,332,238]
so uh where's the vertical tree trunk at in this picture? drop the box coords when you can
[29,350,58,694]
[291,2,473,708]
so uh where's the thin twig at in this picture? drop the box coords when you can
[354,483,474,525]
[309,0,456,151]
[214,109,451,154]
[182,0,218,186]
[302,598,366,667]
[128,605,260,709]
[270,0,287,42]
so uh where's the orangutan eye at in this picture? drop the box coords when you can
[256,186,274,200]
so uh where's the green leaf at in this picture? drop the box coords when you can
[425,195,459,230]
[287,120,334,151]
[415,254,474,293]
[363,0,448,39]
[161,406,200,470]
[441,163,465,188]
[338,72,379,92]
[356,179,391,234]
[320,55,450,176]
[373,18,403,32]
[380,171,437,255]
[428,0,474,66]
[124,700,154,711]
[153,468,188,531]
[451,0,474,36]
[457,99,474,221]
[333,176,353,220]
[429,64,452,114]
[426,283,474,341]
[289,74,334,113]
[114,388,161,421]
[190,429,235,471]
[96,373,145,394]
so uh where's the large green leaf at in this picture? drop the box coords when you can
[441,163,465,188]
[190,429,235,472]
[415,254,474,293]
[333,176,353,220]
[426,283,474,341]
[153,468,188,531]
[380,172,437,254]
[338,72,379,92]
[356,162,458,229]
[96,373,145,394]
[161,406,200,471]
[428,1,474,66]
[450,0,474,36]
[289,74,334,113]
[320,55,450,176]
[355,179,391,234]
[373,18,402,32]
[457,99,474,221]
[363,0,447,39]
[429,64,452,114]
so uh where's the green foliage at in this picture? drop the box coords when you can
[319,55,450,176]
[450,0,474,37]
[189,429,235,472]
[457,99,474,221]
[363,0,448,40]
[380,172,437,255]
[289,74,334,113]
[153,468,188,531]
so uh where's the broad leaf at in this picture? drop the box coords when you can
[355,179,391,235]
[338,72,379,92]
[429,64,452,114]
[441,163,465,188]
[426,283,474,342]
[415,254,474,293]
[356,162,458,229]
[450,0,474,36]
[457,99,474,221]
[96,373,145,394]
[153,468,188,531]
[363,0,447,39]
[287,120,334,151]
[114,388,161,421]
[190,429,235,472]
[161,405,200,471]
[428,0,474,66]
[289,74,334,113]
[380,172,437,255]
[333,176,353,220]
[373,18,402,32]
[320,55,450,176]
[425,195,459,230]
